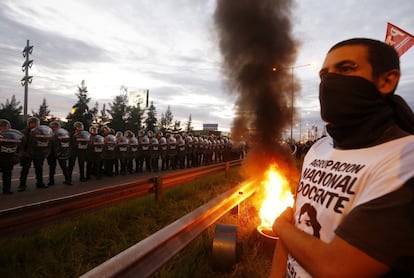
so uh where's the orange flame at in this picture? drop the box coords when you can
[259,164,294,228]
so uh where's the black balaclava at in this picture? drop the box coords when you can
[319,73,395,149]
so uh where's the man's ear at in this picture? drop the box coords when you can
[376,69,400,95]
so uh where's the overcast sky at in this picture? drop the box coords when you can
[1,0,413,137]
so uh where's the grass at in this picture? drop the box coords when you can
[153,196,275,278]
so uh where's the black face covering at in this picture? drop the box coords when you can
[319,73,394,149]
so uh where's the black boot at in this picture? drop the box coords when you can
[48,177,55,186]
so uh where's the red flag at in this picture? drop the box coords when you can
[385,22,414,57]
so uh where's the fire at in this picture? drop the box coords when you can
[259,164,294,228]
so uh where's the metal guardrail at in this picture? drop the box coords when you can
[0,160,242,238]
[80,178,257,278]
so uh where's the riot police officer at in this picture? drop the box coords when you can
[87,125,99,179]
[137,133,150,172]
[18,117,52,191]
[158,136,168,171]
[176,134,186,169]
[166,134,177,170]
[185,135,194,168]
[125,130,136,174]
[0,119,23,194]
[68,122,90,183]
[88,127,104,180]
[149,134,159,172]
[117,135,130,175]
[48,121,71,185]
[102,134,117,176]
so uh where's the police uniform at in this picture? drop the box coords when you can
[117,135,130,175]
[102,134,117,176]
[49,127,71,185]
[88,133,104,179]
[19,123,53,190]
[68,124,90,183]
[0,125,23,194]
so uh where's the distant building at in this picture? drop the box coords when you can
[203,123,218,131]
[129,89,149,107]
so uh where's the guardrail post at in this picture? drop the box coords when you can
[225,162,230,177]
[154,176,163,202]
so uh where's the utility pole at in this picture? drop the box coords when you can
[21,40,34,119]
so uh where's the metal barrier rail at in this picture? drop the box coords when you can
[80,178,257,278]
[0,160,241,238]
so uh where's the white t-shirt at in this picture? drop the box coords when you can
[287,135,414,278]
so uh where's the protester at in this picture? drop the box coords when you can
[271,38,414,277]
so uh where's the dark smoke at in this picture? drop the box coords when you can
[214,0,300,181]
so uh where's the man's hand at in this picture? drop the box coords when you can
[272,206,293,235]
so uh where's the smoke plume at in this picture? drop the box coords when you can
[214,0,300,180]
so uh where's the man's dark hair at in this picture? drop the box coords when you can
[329,38,400,79]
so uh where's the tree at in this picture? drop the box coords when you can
[32,97,51,124]
[127,102,144,134]
[107,93,129,132]
[159,105,174,134]
[100,103,110,126]
[0,95,23,129]
[185,114,193,133]
[90,101,99,125]
[173,120,181,131]
[144,101,158,133]
[66,80,93,131]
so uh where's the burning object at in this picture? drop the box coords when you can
[256,164,294,251]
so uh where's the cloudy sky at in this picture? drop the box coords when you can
[1,0,414,137]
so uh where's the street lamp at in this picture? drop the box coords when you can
[272,63,311,143]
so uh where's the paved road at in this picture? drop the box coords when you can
[0,163,173,210]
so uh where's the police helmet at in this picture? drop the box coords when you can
[27,117,40,127]
[0,119,11,131]
[73,121,84,130]
[124,130,135,138]
[138,129,145,137]
[100,126,110,135]
[89,125,99,134]
[49,121,61,130]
